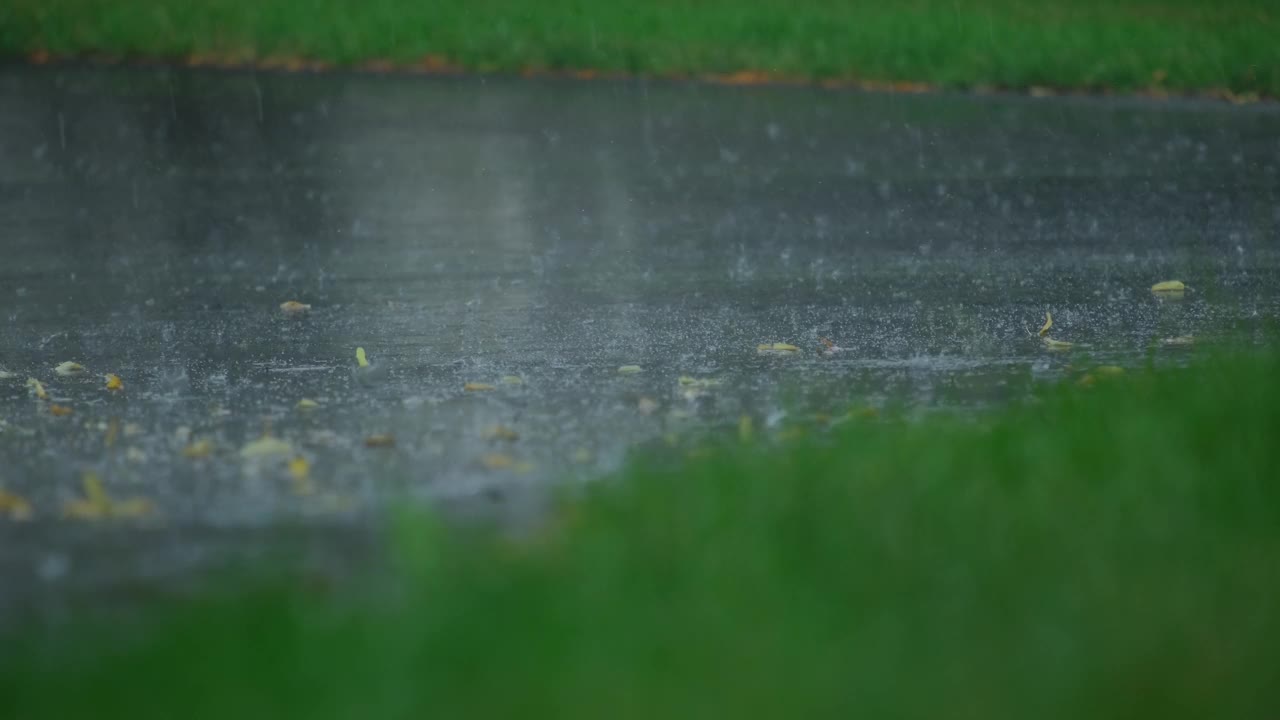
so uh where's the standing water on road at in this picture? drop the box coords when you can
[1,67,1278,610]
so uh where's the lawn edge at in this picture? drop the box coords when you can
[7,50,1273,106]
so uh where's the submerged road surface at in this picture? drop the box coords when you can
[1,66,1278,612]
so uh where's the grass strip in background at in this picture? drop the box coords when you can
[2,352,1279,718]
[1,0,1277,96]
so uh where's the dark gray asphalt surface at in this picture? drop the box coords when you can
[1,66,1278,612]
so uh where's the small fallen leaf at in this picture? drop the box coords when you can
[54,361,87,377]
[481,453,514,470]
[1151,280,1186,293]
[63,474,107,518]
[483,425,519,442]
[26,378,48,400]
[351,349,386,382]
[48,404,73,417]
[637,397,660,415]
[819,337,846,355]
[280,300,311,315]
[1038,312,1053,337]
[0,369,17,380]
[464,382,496,392]
[109,498,156,518]
[182,439,214,459]
[678,376,721,388]
[240,435,293,460]
[1042,338,1074,351]
[757,342,800,355]
[296,398,320,411]
[288,456,310,481]
[83,472,106,505]
[0,490,33,521]
[500,375,524,386]
[364,434,396,448]
[1095,365,1126,377]
[62,500,105,520]
[617,365,644,375]
[104,373,124,391]
[64,472,154,520]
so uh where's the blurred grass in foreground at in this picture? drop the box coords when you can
[1,0,1277,95]
[3,351,1280,718]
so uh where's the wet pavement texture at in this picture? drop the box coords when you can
[1,66,1278,612]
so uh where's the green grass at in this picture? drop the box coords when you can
[3,352,1280,718]
[1,0,1277,95]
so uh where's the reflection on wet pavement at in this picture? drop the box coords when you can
[1,66,1278,609]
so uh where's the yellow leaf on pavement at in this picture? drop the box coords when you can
[64,472,155,520]
[483,425,520,442]
[54,361,87,377]
[757,342,800,355]
[1038,312,1053,337]
[109,498,156,518]
[288,456,310,481]
[183,439,214,459]
[83,472,109,507]
[240,435,293,460]
[0,490,33,521]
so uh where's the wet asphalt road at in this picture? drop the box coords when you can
[1,66,1278,612]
